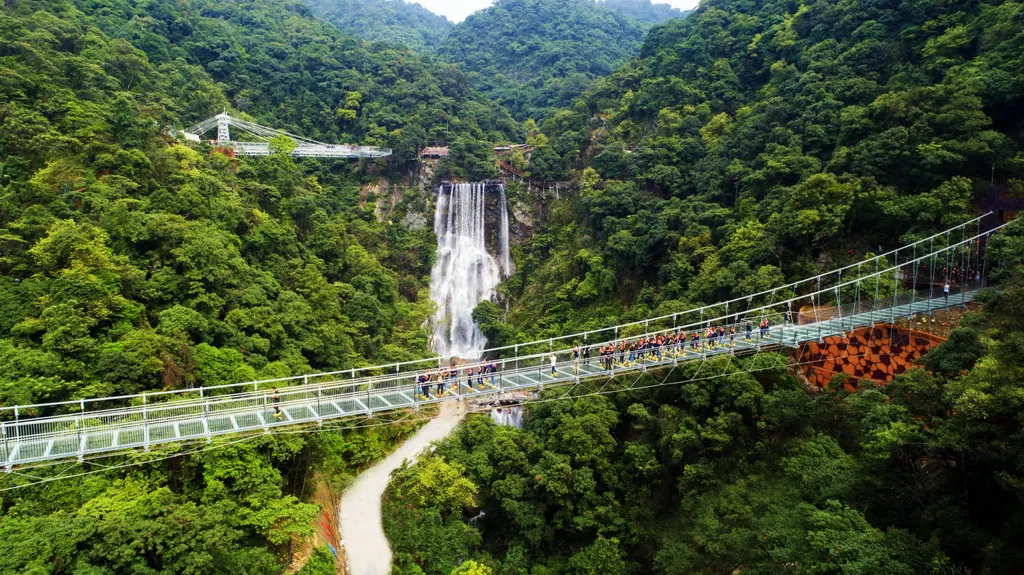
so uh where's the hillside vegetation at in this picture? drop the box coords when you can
[494,0,1024,343]
[301,0,454,51]
[1,0,1023,572]
[381,0,1024,573]
[599,0,690,24]
[387,225,1024,574]
[305,0,691,122]
[0,0,511,571]
[438,0,656,121]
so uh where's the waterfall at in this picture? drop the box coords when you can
[498,186,512,276]
[429,183,511,359]
[490,406,523,428]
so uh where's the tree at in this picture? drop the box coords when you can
[781,173,856,245]
[451,560,493,575]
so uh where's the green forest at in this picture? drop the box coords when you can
[0,0,504,571]
[387,226,1024,575]
[437,0,654,121]
[491,0,1024,344]
[597,0,691,24]
[301,0,454,51]
[1,0,1023,572]
[307,0,689,121]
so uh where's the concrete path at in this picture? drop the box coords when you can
[338,403,465,575]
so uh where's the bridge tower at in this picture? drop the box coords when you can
[216,113,230,144]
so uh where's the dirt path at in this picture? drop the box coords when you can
[338,403,465,575]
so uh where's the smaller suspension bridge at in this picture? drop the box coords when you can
[0,215,1015,470]
[178,112,392,159]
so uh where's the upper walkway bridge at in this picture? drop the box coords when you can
[178,113,392,159]
[0,215,1014,470]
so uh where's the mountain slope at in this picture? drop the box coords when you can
[0,0,520,408]
[301,0,453,50]
[498,0,1024,340]
[599,0,690,24]
[0,0,521,570]
[438,0,654,121]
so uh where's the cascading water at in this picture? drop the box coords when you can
[490,406,524,428]
[498,186,512,276]
[429,183,511,359]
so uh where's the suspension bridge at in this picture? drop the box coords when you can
[0,215,1013,471]
[178,112,392,158]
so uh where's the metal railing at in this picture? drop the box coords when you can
[1,216,1009,469]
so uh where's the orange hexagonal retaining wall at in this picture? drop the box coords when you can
[792,324,947,391]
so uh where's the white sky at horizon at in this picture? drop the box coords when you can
[411,0,701,24]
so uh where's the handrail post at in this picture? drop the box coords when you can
[911,244,918,314]
[262,395,270,434]
[204,399,211,443]
[76,412,84,463]
[832,287,841,336]
[1,419,8,472]
[837,269,843,334]
[317,387,323,425]
[891,266,899,325]
[960,226,967,306]
[812,293,820,341]
[929,236,936,307]
[143,392,150,452]
[981,232,990,289]
[780,302,786,346]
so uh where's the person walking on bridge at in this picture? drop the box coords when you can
[418,374,430,399]
[944,281,950,303]
[550,352,557,375]
[272,388,282,419]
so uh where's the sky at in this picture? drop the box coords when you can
[412,0,701,23]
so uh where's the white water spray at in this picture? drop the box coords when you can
[490,406,524,428]
[429,183,511,359]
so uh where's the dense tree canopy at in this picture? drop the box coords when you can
[438,0,663,121]
[598,0,690,25]
[301,0,454,51]
[3,0,1024,573]
[386,222,1024,575]
[0,0,525,407]
[0,0,509,570]
[494,0,1024,344]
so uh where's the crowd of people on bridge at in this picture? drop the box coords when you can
[551,317,778,374]
[408,316,788,400]
[416,360,499,399]
[922,264,981,286]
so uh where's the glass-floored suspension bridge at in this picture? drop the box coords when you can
[0,216,1013,470]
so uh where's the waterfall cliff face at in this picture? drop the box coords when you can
[429,183,511,359]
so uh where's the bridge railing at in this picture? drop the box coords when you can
[0,219,1007,450]
[0,216,999,424]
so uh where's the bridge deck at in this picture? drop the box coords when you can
[0,291,975,469]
